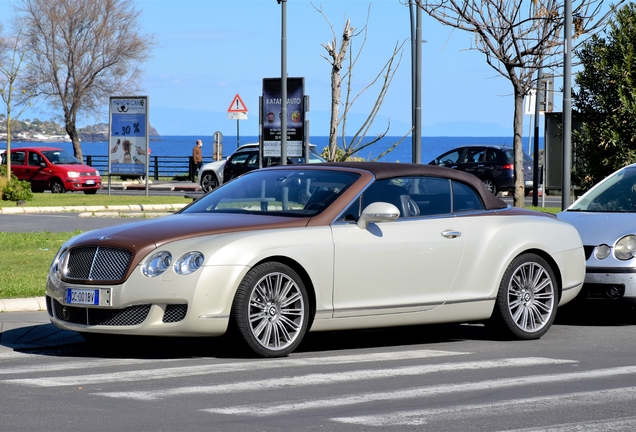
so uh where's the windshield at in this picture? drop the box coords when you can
[183,169,359,217]
[569,166,636,212]
[42,150,81,165]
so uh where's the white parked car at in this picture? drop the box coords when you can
[198,142,325,192]
[46,162,585,357]
[558,163,636,302]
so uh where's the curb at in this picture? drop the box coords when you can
[0,203,188,215]
[0,297,46,312]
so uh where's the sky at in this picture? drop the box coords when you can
[0,0,566,137]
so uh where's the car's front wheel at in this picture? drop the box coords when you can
[200,172,219,192]
[50,179,66,193]
[232,262,309,357]
[483,179,498,196]
[492,253,558,339]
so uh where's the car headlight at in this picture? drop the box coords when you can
[614,235,636,260]
[95,170,100,176]
[50,248,68,281]
[142,251,172,277]
[595,244,611,260]
[174,252,205,275]
[67,171,80,178]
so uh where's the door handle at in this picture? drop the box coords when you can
[442,230,462,239]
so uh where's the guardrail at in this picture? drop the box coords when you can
[84,155,212,181]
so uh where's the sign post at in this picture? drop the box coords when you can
[108,96,149,195]
[227,94,248,148]
[261,77,305,160]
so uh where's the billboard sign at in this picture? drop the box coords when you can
[109,96,149,176]
[262,78,304,157]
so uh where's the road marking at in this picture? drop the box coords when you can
[0,358,180,375]
[204,365,636,417]
[495,416,636,432]
[96,357,570,401]
[332,387,636,427]
[0,348,465,387]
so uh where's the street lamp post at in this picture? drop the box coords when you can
[410,1,422,164]
[562,0,572,209]
[277,0,287,166]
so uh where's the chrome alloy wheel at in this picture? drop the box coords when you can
[248,271,305,352]
[507,261,555,333]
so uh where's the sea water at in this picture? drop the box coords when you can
[3,135,544,163]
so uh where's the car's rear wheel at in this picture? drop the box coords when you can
[232,262,309,357]
[50,179,66,193]
[483,179,498,196]
[200,172,219,192]
[492,253,557,339]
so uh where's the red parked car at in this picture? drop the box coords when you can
[1,147,101,194]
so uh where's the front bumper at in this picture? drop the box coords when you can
[45,264,249,337]
[64,178,102,191]
[581,267,636,301]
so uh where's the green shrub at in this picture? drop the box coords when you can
[2,178,33,202]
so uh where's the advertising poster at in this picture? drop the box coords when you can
[109,96,149,176]
[262,78,304,157]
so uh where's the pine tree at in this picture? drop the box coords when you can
[573,4,636,189]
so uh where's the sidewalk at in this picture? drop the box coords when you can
[0,179,202,215]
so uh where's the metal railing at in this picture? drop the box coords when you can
[85,155,207,181]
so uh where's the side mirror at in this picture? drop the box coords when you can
[357,202,400,230]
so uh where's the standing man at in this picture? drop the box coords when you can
[192,139,203,181]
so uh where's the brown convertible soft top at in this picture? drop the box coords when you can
[310,161,508,211]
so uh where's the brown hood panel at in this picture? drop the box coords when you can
[70,213,311,250]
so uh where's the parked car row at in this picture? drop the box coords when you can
[1,146,102,194]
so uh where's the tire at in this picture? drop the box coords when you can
[84,189,98,195]
[232,261,309,357]
[200,172,219,192]
[492,253,558,339]
[50,179,66,194]
[483,179,498,196]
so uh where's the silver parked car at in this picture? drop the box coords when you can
[558,163,636,302]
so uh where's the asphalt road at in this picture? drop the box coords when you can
[1,302,635,432]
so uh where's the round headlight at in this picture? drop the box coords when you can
[142,251,172,277]
[174,252,205,275]
[595,244,611,260]
[614,235,636,260]
[51,249,68,280]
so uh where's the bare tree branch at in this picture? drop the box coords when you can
[416,0,621,206]
[15,0,154,160]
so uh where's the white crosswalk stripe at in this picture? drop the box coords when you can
[96,357,572,401]
[332,387,636,427]
[0,348,466,387]
[204,365,636,417]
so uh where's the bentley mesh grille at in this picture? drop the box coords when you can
[52,298,150,326]
[163,304,188,323]
[66,246,132,281]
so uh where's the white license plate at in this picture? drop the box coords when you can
[86,180,95,185]
[66,288,99,305]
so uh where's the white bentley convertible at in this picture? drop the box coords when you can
[46,162,585,357]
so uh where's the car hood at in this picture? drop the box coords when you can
[68,213,310,252]
[57,164,99,172]
[557,211,636,245]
